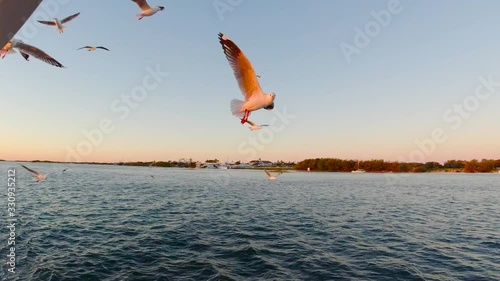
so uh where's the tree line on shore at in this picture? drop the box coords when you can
[18,158,500,173]
[294,158,500,173]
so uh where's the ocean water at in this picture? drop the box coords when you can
[0,161,498,281]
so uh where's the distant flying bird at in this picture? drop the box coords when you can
[1,39,64,68]
[256,68,268,79]
[21,165,47,182]
[218,33,276,125]
[264,170,282,180]
[77,46,110,52]
[132,0,165,20]
[244,119,270,131]
[37,12,80,33]
[62,168,68,172]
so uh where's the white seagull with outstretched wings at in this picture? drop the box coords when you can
[132,0,165,20]
[37,12,80,33]
[218,33,276,125]
[77,46,110,52]
[1,39,64,68]
[264,170,283,180]
[21,165,47,182]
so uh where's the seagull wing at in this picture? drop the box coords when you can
[21,165,40,175]
[77,46,92,50]
[37,20,56,26]
[61,12,80,23]
[96,46,110,51]
[264,170,272,178]
[133,0,151,11]
[12,41,64,68]
[20,51,29,61]
[218,33,263,101]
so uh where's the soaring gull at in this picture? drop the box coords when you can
[37,12,80,33]
[218,33,276,124]
[21,165,47,182]
[77,46,110,52]
[1,39,64,68]
[132,0,165,20]
[264,170,283,181]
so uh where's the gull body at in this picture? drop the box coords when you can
[0,41,16,59]
[218,33,276,124]
[0,41,28,60]
[37,12,80,33]
[132,0,165,20]
[21,165,47,182]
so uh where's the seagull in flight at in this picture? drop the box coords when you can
[256,69,268,79]
[77,46,110,52]
[62,168,68,172]
[1,39,64,68]
[37,12,80,33]
[243,119,270,131]
[132,0,165,20]
[21,165,47,182]
[264,170,282,181]
[218,33,276,125]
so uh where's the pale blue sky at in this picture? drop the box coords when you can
[2,0,500,163]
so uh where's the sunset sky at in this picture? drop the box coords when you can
[2,0,500,163]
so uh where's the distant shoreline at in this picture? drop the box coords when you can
[3,158,500,174]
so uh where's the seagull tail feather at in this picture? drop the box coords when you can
[230,99,245,118]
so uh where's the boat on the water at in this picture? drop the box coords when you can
[351,160,365,173]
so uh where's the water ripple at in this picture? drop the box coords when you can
[0,164,498,280]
